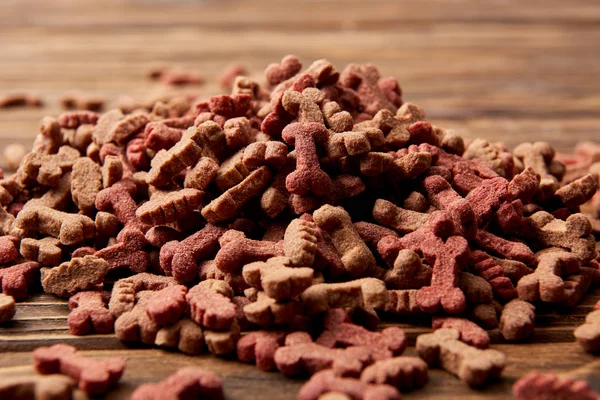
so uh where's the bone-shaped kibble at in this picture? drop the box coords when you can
[469,250,517,301]
[214,150,250,191]
[115,291,161,345]
[284,218,319,267]
[0,293,16,323]
[68,291,114,335]
[517,248,581,303]
[282,122,331,196]
[432,317,489,349]
[353,222,398,252]
[416,328,505,387]
[109,272,178,317]
[95,226,149,273]
[145,284,188,326]
[136,188,203,225]
[554,174,598,207]
[275,331,373,377]
[513,141,560,200]
[144,121,184,151]
[33,343,125,395]
[159,224,225,283]
[499,298,535,341]
[15,205,95,246]
[41,255,109,298]
[154,318,205,355]
[301,278,387,315]
[243,256,313,301]
[17,146,79,187]
[201,166,271,223]
[95,178,144,230]
[187,279,236,330]
[372,199,428,235]
[147,121,225,187]
[313,205,376,278]
[340,63,398,117]
[360,356,429,391]
[237,330,288,371]
[266,55,302,85]
[298,369,401,400]
[34,115,63,154]
[131,367,224,400]
[243,291,303,327]
[512,371,598,400]
[71,157,102,214]
[0,375,74,400]
[317,309,406,361]
[379,211,469,315]
[0,261,40,301]
[214,230,284,273]
[355,109,410,149]
[463,138,514,178]
[474,230,535,265]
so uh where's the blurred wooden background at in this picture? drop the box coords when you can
[0,0,599,399]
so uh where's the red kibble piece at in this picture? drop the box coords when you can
[126,136,150,170]
[95,226,150,273]
[474,230,535,265]
[219,63,247,90]
[214,230,284,273]
[513,371,598,400]
[274,331,373,377]
[339,63,398,117]
[0,261,40,301]
[208,94,251,118]
[298,369,401,400]
[131,367,224,400]
[282,122,331,196]
[469,250,518,301]
[145,284,188,326]
[160,224,226,283]
[317,309,407,361]
[68,291,114,335]
[95,179,143,230]
[33,343,125,395]
[186,280,237,330]
[0,235,18,264]
[57,111,99,129]
[432,317,490,349]
[265,55,302,86]
[144,122,184,152]
[237,330,288,371]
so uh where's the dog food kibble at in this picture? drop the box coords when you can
[1,55,600,398]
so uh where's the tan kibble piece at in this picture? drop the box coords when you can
[243,256,313,300]
[205,319,241,355]
[416,328,505,387]
[17,146,79,187]
[92,109,124,145]
[0,375,75,400]
[499,299,535,341]
[243,291,303,327]
[41,255,109,298]
[71,157,102,214]
[184,157,219,190]
[3,143,27,170]
[301,278,387,314]
[384,249,432,289]
[383,289,422,315]
[95,211,121,238]
[27,172,73,211]
[34,116,64,154]
[373,199,428,234]
[554,174,598,207]
[0,293,16,323]
[313,205,377,278]
[154,318,205,355]
[574,308,600,352]
[513,141,559,200]
[20,237,62,266]
[109,273,178,318]
[284,218,319,266]
[102,155,123,188]
[109,112,150,145]
[202,166,271,223]
[136,188,204,225]
[360,356,429,391]
[15,205,95,245]
[215,150,249,191]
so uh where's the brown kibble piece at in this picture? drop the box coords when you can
[513,371,598,400]
[0,235,18,264]
[154,318,205,355]
[184,157,219,190]
[243,256,313,300]
[15,205,95,245]
[101,155,123,188]
[373,199,428,234]
[243,291,302,327]
[313,205,377,278]
[130,366,224,400]
[432,317,490,349]
[204,320,241,355]
[71,157,102,214]
[33,343,125,395]
[383,289,422,315]
[574,308,600,352]
[20,237,62,266]
[301,278,387,314]
[109,272,178,317]
[187,279,236,330]
[237,330,288,371]
[68,291,114,335]
[416,328,505,387]
[17,146,79,187]
[0,293,16,323]
[284,218,319,267]
[499,299,535,341]
[145,284,188,326]
[41,255,109,297]
[0,375,74,400]
[34,116,63,155]
[137,188,203,225]
[215,229,284,273]
[360,356,429,391]
[299,369,401,400]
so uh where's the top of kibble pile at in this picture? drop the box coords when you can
[1,55,600,400]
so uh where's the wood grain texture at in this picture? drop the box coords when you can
[1,0,600,399]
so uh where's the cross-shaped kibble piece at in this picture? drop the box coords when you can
[0,261,40,300]
[316,309,406,361]
[160,224,226,283]
[130,367,224,400]
[243,256,313,301]
[41,255,109,298]
[282,122,331,197]
[274,331,373,377]
[17,145,79,187]
[68,291,114,335]
[20,237,62,266]
[416,328,505,387]
[186,279,236,330]
[33,343,125,395]
[298,369,401,400]
[214,230,284,273]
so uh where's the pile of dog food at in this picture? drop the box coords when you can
[1,55,600,399]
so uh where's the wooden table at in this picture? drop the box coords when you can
[1,0,599,398]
